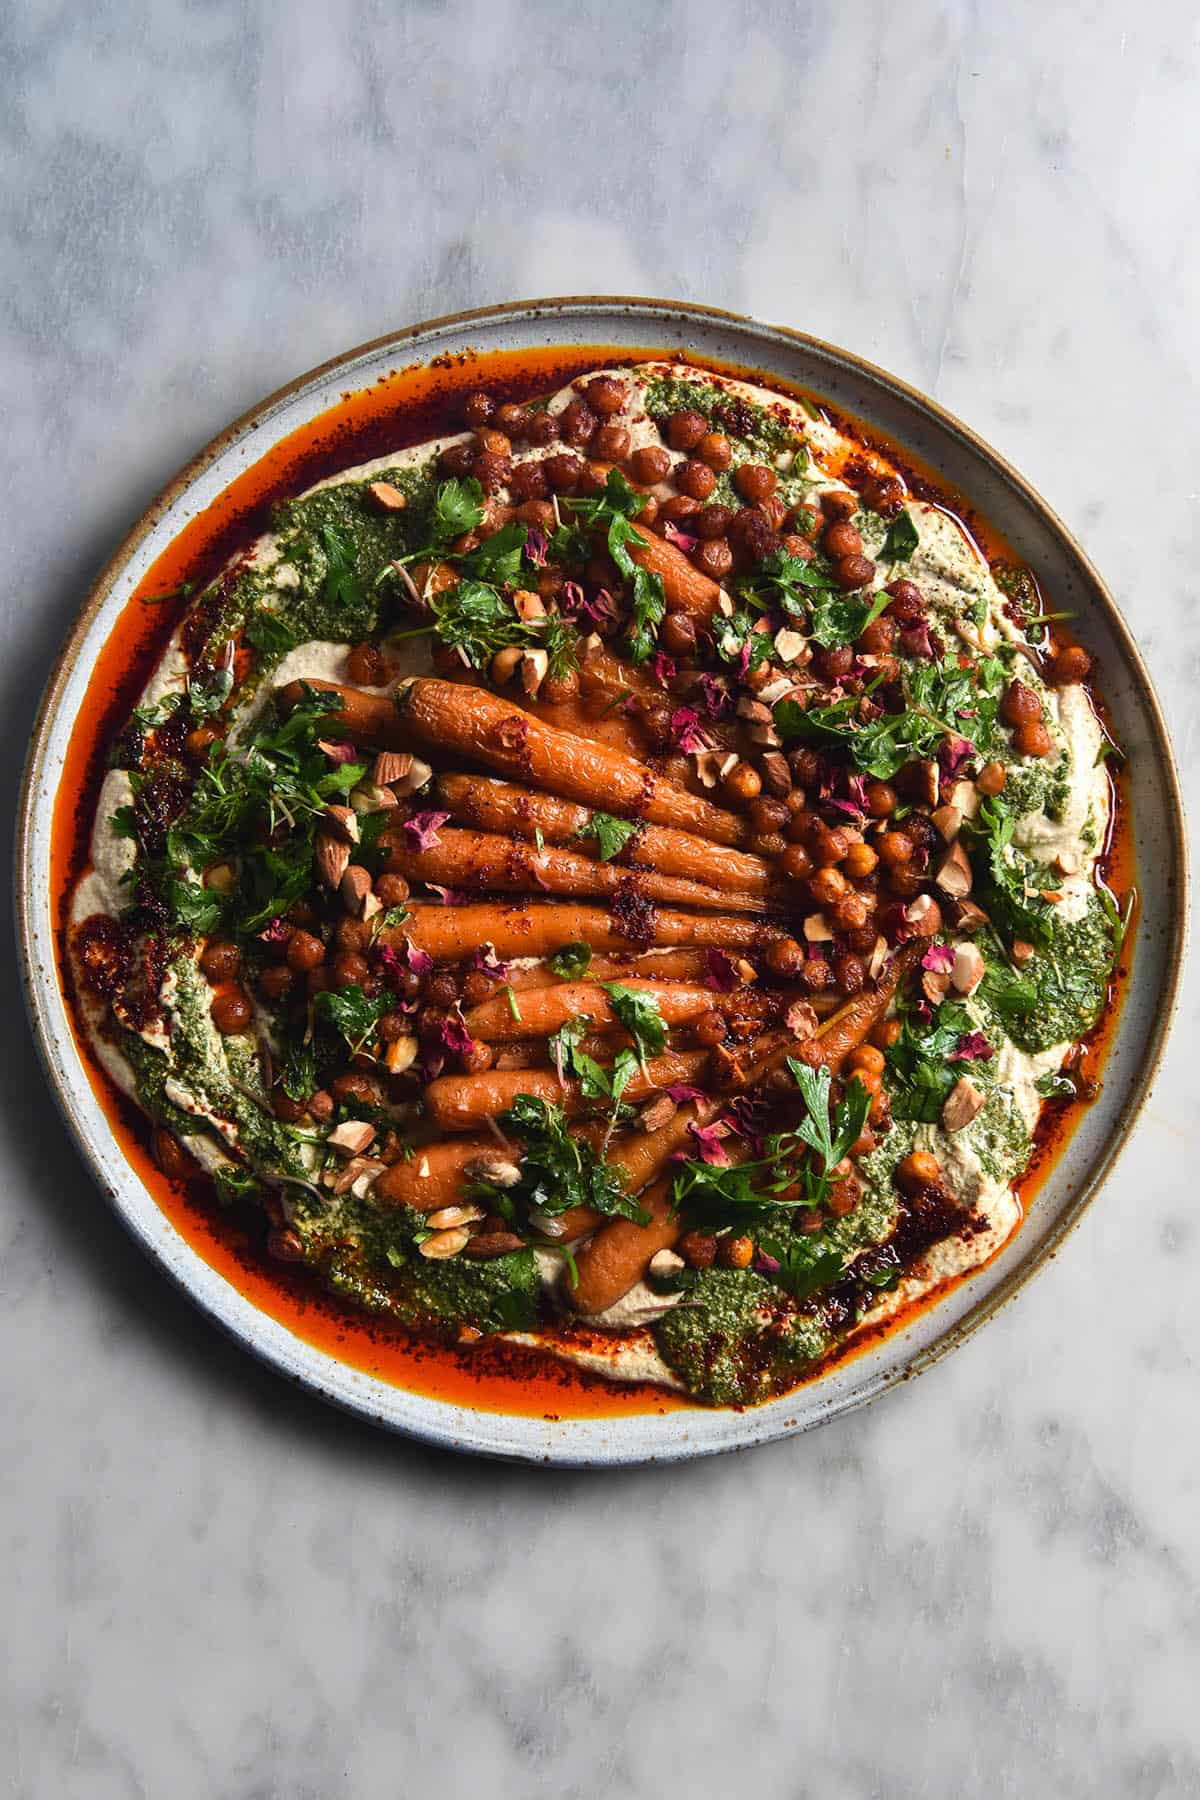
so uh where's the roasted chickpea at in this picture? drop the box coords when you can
[865,780,897,818]
[542,452,583,493]
[833,952,866,994]
[273,1088,308,1125]
[331,951,370,989]
[695,502,736,541]
[211,988,252,1034]
[526,410,560,447]
[843,842,878,879]
[425,972,460,1009]
[728,507,778,566]
[374,873,410,908]
[780,533,815,562]
[153,1126,193,1179]
[184,724,219,764]
[799,958,833,993]
[334,917,371,952]
[667,410,707,451]
[883,578,925,623]
[376,1008,412,1044]
[857,615,896,656]
[308,1089,335,1123]
[286,930,325,974]
[833,554,875,590]
[494,403,530,439]
[871,1018,903,1050]
[779,842,815,884]
[1016,719,1054,758]
[346,641,386,686]
[877,831,915,868]
[630,444,672,485]
[593,423,631,462]
[694,1009,727,1047]
[730,462,775,505]
[764,936,806,978]
[820,489,858,521]
[508,459,549,503]
[199,939,240,983]
[693,538,733,581]
[811,824,852,866]
[583,376,626,417]
[897,1150,942,1193]
[679,1229,718,1269]
[823,520,863,559]
[750,831,788,859]
[832,892,870,932]
[1000,678,1043,727]
[676,458,717,501]
[847,1045,886,1078]
[977,760,1007,796]
[471,450,512,494]
[331,1070,384,1107]
[460,1040,494,1074]
[658,612,697,657]
[888,866,923,900]
[813,644,854,684]
[696,431,732,471]
[809,866,849,907]
[719,1234,755,1270]
[659,494,702,523]
[438,441,475,479]
[474,427,511,458]
[559,399,598,447]
[749,795,789,836]
[258,963,294,1003]
[724,762,762,804]
[464,391,494,427]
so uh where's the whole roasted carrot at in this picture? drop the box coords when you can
[394,679,749,846]
[625,524,723,621]
[372,1138,496,1212]
[568,1179,682,1315]
[464,978,740,1043]
[772,944,921,1078]
[424,1049,710,1132]
[382,826,767,914]
[436,775,777,895]
[276,678,403,746]
[398,902,777,961]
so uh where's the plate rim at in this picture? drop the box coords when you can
[15,293,1190,1466]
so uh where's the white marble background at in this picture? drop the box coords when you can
[2,2,1198,1795]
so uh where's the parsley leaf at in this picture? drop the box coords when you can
[963,796,1057,951]
[319,523,367,611]
[600,984,666,1063]
[491,1094,648,1225]
[280,1041,317,1101]
[579,812,640,862]
[878,510,919,562]
[787,1062,872,1182]
[550,941,592,980]
[312,985,389,1056]
[430,477,486,546]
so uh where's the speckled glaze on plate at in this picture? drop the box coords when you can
[15,298,1188,1465]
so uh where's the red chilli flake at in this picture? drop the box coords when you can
[951,1031,994,1062]
[403,810,451,852]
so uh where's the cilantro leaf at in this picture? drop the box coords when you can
[600,984,666,1062]
[579,812,640,862]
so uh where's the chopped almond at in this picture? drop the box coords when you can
[942,1076,987,1133]
[950,941,985,997]
[328,1119,377,1156]
[367,480,407,512]
[315,833,351,888]
[936,841,973,899]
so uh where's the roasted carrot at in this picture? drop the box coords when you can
[773,944,921,1078]
[436,775,778,895]
[397,902,776,962]
[626,524,723,620]
[424,1050,710,1132]
[382,826,767,914]
[371,1138,496,1212]
[276,678,403,746]
[394,679,750,846]
[464,978,739,1044]
[568,1179,682,1315]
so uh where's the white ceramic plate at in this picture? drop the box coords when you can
[16,298,1187,1465]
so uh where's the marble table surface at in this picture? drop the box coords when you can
[3,3,1197,1794]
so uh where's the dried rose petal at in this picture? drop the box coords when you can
[669,707,710,753]
[901,620,936,660]
[317,738,360,766]
[703,948,740,992]
[687,1120,731,1165]
[426,884,466,906]
[524,526,549,567]
[950,1031,994,1062]
[470,942,512,982]
[258,917,291,946]
[403,810,452,852]
[939,735,975,780]
[378,935,434,982]
[662,521,698,554]
[696,673,732,720]
[652,651,677,686]
[920,943,956,974]
[665,1084,707,1104]
[753,1251,781,1276]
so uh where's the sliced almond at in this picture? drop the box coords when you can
[921,967,951,1005]
[803,911,834,943]
[520,648,549,696]
[931,803,963,842]
[942,1076,987,1134]
[350,781,399,813]
[384,1034,419,1074]
[951,941,986,997]
[328,1119,377,1156]
[322,803,360,844]
[912,759,940,808]
[427,1203,486,1229]
[953,898,990,934]
[747,720,782,749]
[418,1227,470,1260]
[935,841,973,899]
[904,894,943,936]
[463,1156,521,1188]
[868,935,890,979]
[361,891,383,921]
[947,778,980,819]
[340,865,374,915]
[367,480,407,512]
[758,674,806,704]
[693,750,739,789]
[1053,850,1081,876]
[203,862,237,894]
[315,833,351,888]
[329,1155,387,1197]
[758,751,792,796]
[372,751,412,786]
[1011,939,1036,968]
[392,756,433,797]
[772,630,808,666]
[513,589,546,623]
[736,697,773,724]
[734,958,757,985]
[648,1248,686,1278]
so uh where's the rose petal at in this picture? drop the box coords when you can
[403,810,452,852]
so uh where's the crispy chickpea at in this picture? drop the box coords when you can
[460,1040,494,1075]
[346,641,386,686]
[750,831,787,859]
[823,520,863,559]
[307,1089,334,1123]
[583,376,625,417]
[258,963,293,1003]
[542,451,583,493]
[977,760,1007,796]
[813,643,854,684]
[719,1234,755,1270]
[862,472,905,516]
[809,866,849,907]
[779,842,816,884]
[332,1070,384,1107]
[184,724,219,764]
[732,462,777,504]
[1016,719,1054,758]
[724,762,762,804]
[630,444,672,484]
[749,795,790,836]
[660,494,701,523]
[877,831,915,868]
[832,892,870,932]
[211,987,252,1034]
[843,842,878,879]
[696,431,732,471]
[667,410,707,451]
[199,939,240,983]
[1000,678,1043,726]
[833,952,866,994]
[799,958,833,993]
[153,1127,193,1179]
[695,502,736,541]
[888,866,923,900]
[883,578,925,623]
[376,1008,412,1044]
[374,873,410,908]
[847,1045,886,1077]
[286,930,325,973]
[425,972,460,1009]
[559,399,598,447]
[693,1009,727,1047]
[438,441,475,479]
[834,554,875,590]
[827,1175,861,1218]
[273,1088,308,1124]
[811,823,852,866]
[659,611,697,657]
[693,538,733,581]
[332,951,370,989]
[526,410,560,447]
[494,403,530,439]
[334,917,370,953]
[857,615,896,656]
[728,507,778,566]
[679,1229,718,1270]
[471,450,512,493]
[594,422,631,462]
[780,532,815,562]
[464,391,494,427]
[508,460,549,503]
[676,458,717,501]
[866,780,897,818]
[1046,645,1092,686]
[542,669,581,705]
[819,489,857,521]
[765,935,806,978]
[897,1150,942,1193]
[474,426,511,458]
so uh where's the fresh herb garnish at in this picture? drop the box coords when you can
[312,985,389,1056]
[599,984,666,1066]
[430,477,487,547]
[550,941,592,980]
[487,1094,648,1226]
[319,522,367,612]
[878,510,919,563]
[579,812,640,862]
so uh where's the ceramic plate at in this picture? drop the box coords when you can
[16,298,1187,1465]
